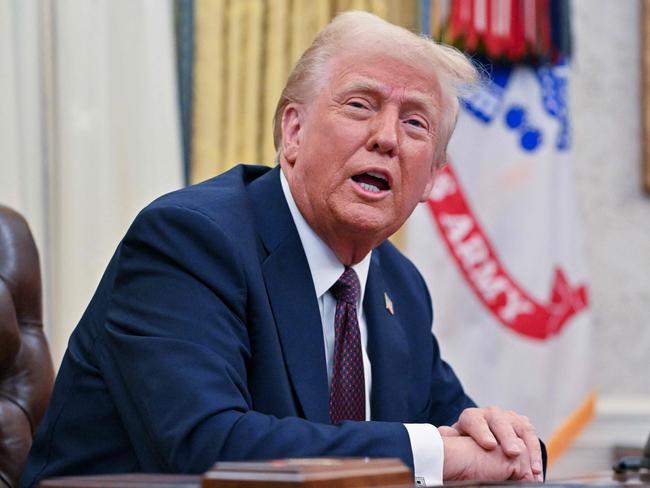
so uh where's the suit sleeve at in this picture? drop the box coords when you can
[99,204,413,473]
[414,270,476,426]
[426,332,476,426]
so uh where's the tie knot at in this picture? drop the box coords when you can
[331,267,360,304]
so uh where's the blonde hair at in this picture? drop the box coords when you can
[273,10,477,166]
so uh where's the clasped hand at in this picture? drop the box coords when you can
[440,407,544,482]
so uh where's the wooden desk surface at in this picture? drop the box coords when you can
[39,474,416,488]
[39,470,650,488]
[39,474,201,488]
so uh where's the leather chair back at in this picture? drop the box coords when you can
[0,206,54,488]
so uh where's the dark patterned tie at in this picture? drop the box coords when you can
[329,267,365,423]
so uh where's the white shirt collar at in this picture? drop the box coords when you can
[280,168,371,304]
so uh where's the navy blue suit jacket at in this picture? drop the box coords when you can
[22,165,474,487]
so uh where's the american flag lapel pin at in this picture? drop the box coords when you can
[384,292,394,315]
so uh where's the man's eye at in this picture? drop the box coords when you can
[347,100,367,109]
[405,118,427,129]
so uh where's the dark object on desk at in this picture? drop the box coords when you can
[0,206,55,488]
[201,458,412,487]
[643,433,650,471]
[612,432,650,483]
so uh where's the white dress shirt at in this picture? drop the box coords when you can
[280,169,443,486]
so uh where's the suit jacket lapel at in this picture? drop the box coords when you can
[249,167,330,423]
[365,251,410,422]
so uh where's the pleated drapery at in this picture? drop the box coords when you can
[1,0,183,367]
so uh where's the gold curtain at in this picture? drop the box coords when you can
[190,0,417,184]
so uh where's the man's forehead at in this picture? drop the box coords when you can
[337,76,435,98]
[329,55,442,110]
[331,48,439,83]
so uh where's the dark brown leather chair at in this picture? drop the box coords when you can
[0,206,54,488]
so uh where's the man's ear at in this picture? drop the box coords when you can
[281,103,303,165]
[419,160,444,202]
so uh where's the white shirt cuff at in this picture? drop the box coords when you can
[404,423,444,486]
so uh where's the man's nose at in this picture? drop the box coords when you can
[366,108,399,157]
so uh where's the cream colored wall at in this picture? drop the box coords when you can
[550,0,650,476]
[571,0,650,398]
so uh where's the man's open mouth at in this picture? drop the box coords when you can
[351,171,390,193]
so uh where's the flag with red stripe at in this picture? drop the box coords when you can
[405,61,594,454]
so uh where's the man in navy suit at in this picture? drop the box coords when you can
[23,11,543,487]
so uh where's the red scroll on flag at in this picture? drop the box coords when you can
[427,164,588,340]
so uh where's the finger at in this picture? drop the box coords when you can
[487,412,524,456]
[456,408,498,449]
[509,446,535,482]
[510,463,536,482]
[517,452,536,482]
[522,436,543,477]
[514,420,543,478]
[438,426,461,437]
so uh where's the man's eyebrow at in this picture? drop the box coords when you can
[337,78,385,94]
[403,92,440,119]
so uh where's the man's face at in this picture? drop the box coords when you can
[281,50,443,253]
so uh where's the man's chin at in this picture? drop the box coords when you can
[336,212,399,244]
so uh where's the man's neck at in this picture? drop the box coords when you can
[279,168,375,266]
[279,167,372,300]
